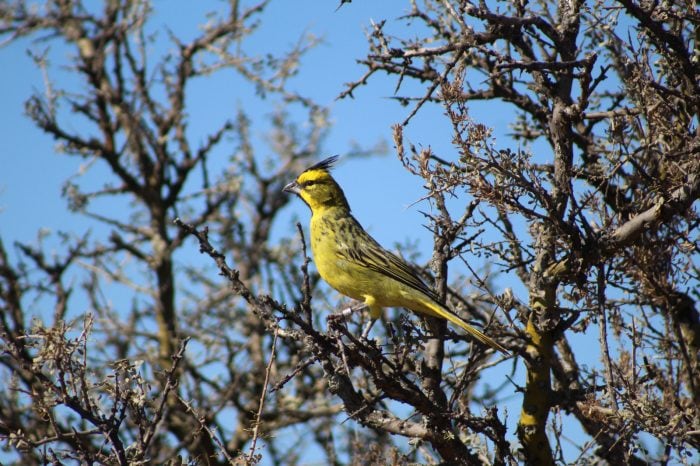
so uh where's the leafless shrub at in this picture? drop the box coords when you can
[1,1,697,465]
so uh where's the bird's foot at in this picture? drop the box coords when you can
[327,303,367,323]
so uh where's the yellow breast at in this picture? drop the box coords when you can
[310,211,366,301]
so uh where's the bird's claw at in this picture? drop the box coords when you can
[328,304,362,322]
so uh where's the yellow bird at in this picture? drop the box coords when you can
[284,156,508,354]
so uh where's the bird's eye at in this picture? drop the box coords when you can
[302,180,318,188]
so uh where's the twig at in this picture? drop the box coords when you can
[296,222,313,324]
[141,337,190,452]
[177,395,236,464]
[270,356,315,393]
[247,326,279,463]
[401,50,462,127]
[597,264,618,410]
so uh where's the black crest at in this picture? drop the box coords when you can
[306,155,340,172]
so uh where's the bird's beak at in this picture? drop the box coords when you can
[283,181,300,195]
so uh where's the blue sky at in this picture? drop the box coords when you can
[1,0,521,252]
[0,1,603,463]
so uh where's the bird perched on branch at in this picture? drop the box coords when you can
[284,155,508,354]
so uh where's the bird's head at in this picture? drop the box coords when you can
[284,155,350,212]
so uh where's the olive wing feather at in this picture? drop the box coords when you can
[335,215,439,301]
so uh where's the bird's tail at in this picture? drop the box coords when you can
[424,301,509,354]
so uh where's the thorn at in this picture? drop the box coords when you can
[335,0,351,12]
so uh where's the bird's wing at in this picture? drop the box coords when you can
[336,215,439,301]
